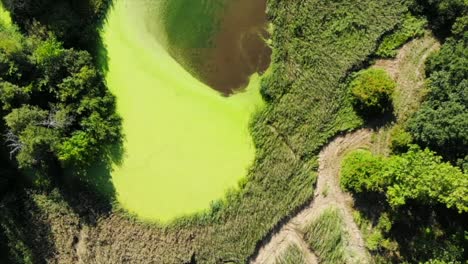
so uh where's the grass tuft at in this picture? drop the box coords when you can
[275,245,306,264]
[303,208,348,264]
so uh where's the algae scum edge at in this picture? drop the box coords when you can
[100,0,270,222]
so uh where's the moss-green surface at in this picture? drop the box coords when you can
[0,2,11,27]
[101,0,264,222]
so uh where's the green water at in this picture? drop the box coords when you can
[102,0,265,222]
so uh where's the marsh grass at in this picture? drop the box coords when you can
[304,208,348,264]
[275,245,306,264]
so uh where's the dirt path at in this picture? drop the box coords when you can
[75,227,88,264]
[250,35,440,264]
[250,129,373,264]
[375,33,440,121]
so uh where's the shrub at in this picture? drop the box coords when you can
[390,125,413,153]
[341,147,468,213]
[340,149,387,193]
[349,68,396,116]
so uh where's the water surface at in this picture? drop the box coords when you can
[101,0,269,222]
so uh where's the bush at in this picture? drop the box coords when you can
[411,0,467,36]
[340,149,387,193]
[390,125,413,153]
[349,68,396,116]
[341,147,468,213]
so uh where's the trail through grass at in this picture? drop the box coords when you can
[101,0,264,222]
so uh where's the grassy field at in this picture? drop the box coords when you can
[101,0,264,222]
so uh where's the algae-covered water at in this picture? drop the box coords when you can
[102,0,269,222]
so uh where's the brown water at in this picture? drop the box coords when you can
[165,0,272,95]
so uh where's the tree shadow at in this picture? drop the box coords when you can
[0,191,58,264]
[42,0,121,225]
[59,137,124,225]
[353,191,468,262]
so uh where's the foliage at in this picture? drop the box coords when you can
[343,148,467,262]
[341,147,468,212]
[1,0,111,49]
[411,0,467,35]
[303,208,348,264]
[353,200,466,263]
[407,34,467,162]
[390,125,413,153]
[349,68,396,116]
[0,0,415,263]
[0,14,121,174]
[275,245,306,264]
[377,14,427,58]
[340,149,386,193]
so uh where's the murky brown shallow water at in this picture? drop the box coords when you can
[165,0,272,95]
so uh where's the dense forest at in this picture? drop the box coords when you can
[0,0,466,263]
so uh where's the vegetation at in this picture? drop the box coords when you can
[275,245,306,264]
[377,14,427,58]
[0,17,121,178]
[341,148,467,262]
[411,0,467,36]
[44,0,409,262]
[407,33,467,164]
[341,145,468,262]
[342,3,467,261]
[0,2,119,263]
[2,0,466,263]
[1,0,111,50]
[303,208,348,264]
[349,68,396,116]
[342,147,468,212]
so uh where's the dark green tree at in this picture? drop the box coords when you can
[408,34,467,162]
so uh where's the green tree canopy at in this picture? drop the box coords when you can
[0,18,121,173]
[341,146,468,213]
[349,68,396,116]
[407,34,467,162]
